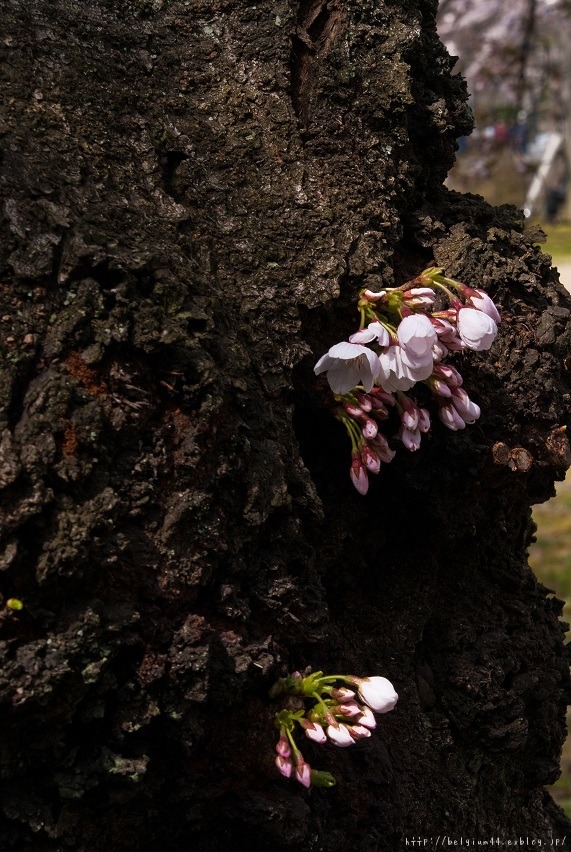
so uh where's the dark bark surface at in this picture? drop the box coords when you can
[1,0,570,849]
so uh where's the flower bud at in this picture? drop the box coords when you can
[310,769,336,787]
[356,705,377,729]
[403,287,436,307]
[300,720,327,744]
[275,754,292,778]
[355,393,372,412]
[336,701,363,719]
[438,404,466,431]
[294,761,312,788]
[354,676,399,713]
[451,388,480,424]
[326,723,355,747]
[331,687,356,702]
[361,445,381,474]
[400,426,421,452]
[431,378,452,398]
[276,736,291,757]
[350,453,369,495]
[418,408,430,433]
[348,724,372,740]
[361,417,378,439]
[344,402,363,419]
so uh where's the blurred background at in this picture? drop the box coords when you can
[437,0,571,816]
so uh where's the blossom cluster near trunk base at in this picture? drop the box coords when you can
[314,268,501,493]
[270,670,398,788]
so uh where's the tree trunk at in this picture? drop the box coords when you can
[1,1,570,849]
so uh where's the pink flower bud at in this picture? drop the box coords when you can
[369,398,389,418]
[326,723,355,747]
[400,426,421,451]
[371,434,396,463]
[348,724,372,740]
[355,393,372,412]
[432,378,452,398]
[276,736,291,757]
[350,453,369,495]
[369,387,396,406]
[434,364,462,387]
[336,701,363,719]
[403,287,436,307]
[344,402,363,419]
[451,388,480,424]
[402,408,419,431]
[356,705,377,729]
[361,445,381,474]
[430,317,457,341]
[438,404,466,431]
[432,341,449,362]
[294,762,312,788]
[362,289,386,301]
[418,408,430,433]
[275,754,293,778]
[331,687,356,702]
[300,720,327,744]
[361,417,378,439]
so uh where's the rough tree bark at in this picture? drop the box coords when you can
[1,0,570,849]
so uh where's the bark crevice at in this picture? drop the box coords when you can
[290,0,343,128]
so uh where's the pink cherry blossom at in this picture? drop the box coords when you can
[432,340,449,362]
[467,289,501,324]
[349,322,390,347]
[398,314,437,360]
[430,317,457,341]
[457,308,497,351]
[378,345,432,392]
[314,342,381,394]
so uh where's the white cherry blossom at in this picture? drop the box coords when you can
[457,308,497,351]
[314,342,381,394]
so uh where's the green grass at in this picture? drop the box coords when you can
[530,476,571,816]
[537,223,571,261]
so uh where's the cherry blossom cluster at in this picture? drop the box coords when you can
[270,669,398,788]
[314,267,501,493]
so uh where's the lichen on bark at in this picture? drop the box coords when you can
[0,0,570,849]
